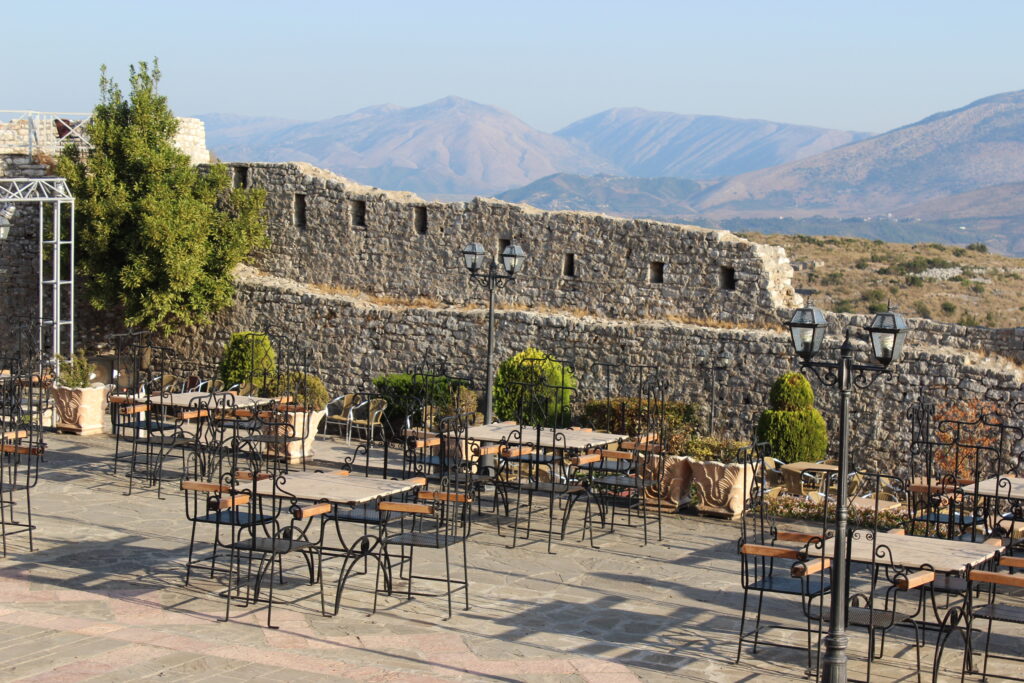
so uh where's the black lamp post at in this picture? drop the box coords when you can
[786,304,908,683]
[461,241,526,425]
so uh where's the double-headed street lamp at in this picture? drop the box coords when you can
[786,304,908,683]
[461,241,526,425]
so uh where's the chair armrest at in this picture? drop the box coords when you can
[474,444,502,456]
[597,449,634,460]
[0,444,43,456]
[969,569,1024,589]
[572,453,602,466]
[233,470,272,481]
[379,501,433,515]
[179,409,209,420]
[1000,556,1024,569]
[775,530,818,543]
[212,494,250,511]
[418,491,470,503]
[739,543,800,560]
[120,404,148,415]
[501,446,534,459]
[294,503,332,519]
[791,557,831,577]
[897,570,936,590]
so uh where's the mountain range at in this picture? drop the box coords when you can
[199,98,867,196]
[198,89,1024,255]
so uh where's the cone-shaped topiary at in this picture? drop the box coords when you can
[756,372,828,463]
[219,331,277,392]
[494,348,576,427]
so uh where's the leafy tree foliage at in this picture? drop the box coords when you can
[494,348,576,427]
[756,372,828,463]
[58,60,266,333]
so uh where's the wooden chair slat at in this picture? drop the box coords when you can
[379,501,433,515]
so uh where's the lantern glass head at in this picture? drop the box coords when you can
[787,305,828,361]
[501,242,526,276]
[461,243,486,273]
[867,309,909,367]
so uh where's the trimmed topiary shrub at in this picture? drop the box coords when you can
[756,372,828,463]
[582,397,701,455]
[219,331,277,392]
[494,348,576,427]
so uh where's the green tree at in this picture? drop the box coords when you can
[494,348,577,427]
[57,60,267,333]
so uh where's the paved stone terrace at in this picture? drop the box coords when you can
[0,431,1019,681]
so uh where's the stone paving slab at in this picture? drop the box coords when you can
[0,431,1019,681]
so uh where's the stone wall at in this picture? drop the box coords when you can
[163,266,1024,472]
[173,118,211,165]
[231,162,801,324]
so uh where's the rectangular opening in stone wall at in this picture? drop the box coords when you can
[648,261,664,284]
[497,238,511,256]
[562,253,576,278]
[232,166,248,189]
[293,193,307,228]
[414,206,428,234]
[351,199,367,227]
[719,265,737,290]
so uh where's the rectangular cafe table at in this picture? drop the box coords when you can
[268,471,423,505]
[147,391,271,410]
[813,531,998,574]
[464,424,629,451]
[971,475,1024,501]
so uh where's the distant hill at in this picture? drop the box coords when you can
[198,98,866,197]
[497,173,705,216]
[696,90,1024,218]
[557,108,871,179]
[200,97,613,196]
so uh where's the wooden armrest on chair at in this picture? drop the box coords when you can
[233,470,272,482]
[120,403,148,415]
[212,494,250,510]
[572,453,602,465]
[0,444,43,456]
[897,570,936,590]
[791,557,831,577]
[1000,556,1024,569]
[596,449,634,460]
[969,569,1024,589]
[178,409,209,420]
[294,503,332,519]
[739,543,800,560]
[474,444,502,456]
[501,446,534,459]
[379,501,433,515]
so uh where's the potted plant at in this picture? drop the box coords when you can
[267,371,329,464]
[51,350,108,435]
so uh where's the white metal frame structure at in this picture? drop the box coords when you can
[0,177,75,363]
[0,111,91,157]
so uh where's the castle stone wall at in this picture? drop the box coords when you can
[232,162,801,324]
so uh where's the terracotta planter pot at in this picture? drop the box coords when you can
[638,454,694,510]
[689,459,756,519]
[51,383,109,435]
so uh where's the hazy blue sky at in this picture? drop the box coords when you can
[5,1,1021,133]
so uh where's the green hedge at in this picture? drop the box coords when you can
[494,348,576,427]
[372,373,477,434]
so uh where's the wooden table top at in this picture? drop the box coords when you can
[972,475,1024,500]
[265,472,422,505]
[813,531,998,574]
[465,424,628,451]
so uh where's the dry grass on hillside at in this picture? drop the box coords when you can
[742,232,1024,328]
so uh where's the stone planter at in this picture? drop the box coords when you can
[689,459,756,519]
[269,408,327,465]
[640,454,695,511]
[51,383,109,436]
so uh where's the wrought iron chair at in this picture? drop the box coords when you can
[372,416,473,619]
[736,443,831,671]
[0,375,44,556]
[222,471,329,629]
[960,555,1024,682]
